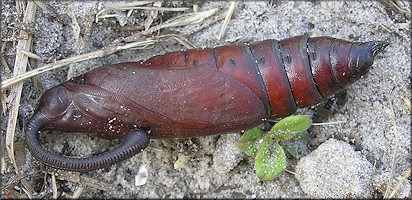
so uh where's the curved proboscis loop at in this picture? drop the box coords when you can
[25,113,150,172]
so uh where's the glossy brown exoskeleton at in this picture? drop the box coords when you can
[26,35,388,171]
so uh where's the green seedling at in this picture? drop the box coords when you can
[236,115,312,181]
[236,127,262,156]
[255,141,286,181]
[269,115,312,141]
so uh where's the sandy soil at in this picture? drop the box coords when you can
[1,1,410,198]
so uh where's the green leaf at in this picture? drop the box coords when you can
[236,127,262,156]
[237,127,262,143]
[255,142,286,181]
[281,143,298,159]
[293,130,310,143]
[269,115,312,141]
[237,141,259,156]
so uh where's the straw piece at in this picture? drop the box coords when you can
[52,173,58,199]
[402,98,411,112]
[177,10,226,36]
[5,0,37,175]
[144,1,163,31]
[145,8,218,34]
[114,6,189,12]
[218,1,237,40]
[70,186,84,199]
[1,41,11,72]
[168,34,196,49]
[54,172,111,191]
[383,91,399,198]
[104,1,186,12]
[17,47,42,60]
[34,0,50,13]
[388,168,412,198]
[104,1,154,9]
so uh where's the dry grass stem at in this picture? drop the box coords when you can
[177,10,226,36]
[144,1,162,31]
[371,3,410,40]
[387,0,411,14]
[2,173,21,190]
[71,10,81,43]
[69,186,84,199]
[15,0,24,14]
[284,169,297,175]
[193,3,199,12]
[67,5,82,81]
[98,2,188,24]
[218,1,237,41]
[20,177,36,197]
[104,1,154,10]
[21,185,33,199]
[34,0,50,13]
[1,35,28,42]
[115,37,157,51]
[1,157,6,174]
[267,119,280,123]
[1,92,7,114]
[95,9,107,23]
[383,91,399,198]
[147,146,164,152]
[1,175,35,198]
[113,6,189,12]
[104,1,186,12]
[163,34,196,49]
[402,98,411,112]
[52,172,58,199]
[1,41,11,72]
[17,47,42,60]
[78,175,111,191]
[5,1,37,177]
[224,36,244,43]
[66,63,76,81]
[127,9,133,18]
[1,55,10,73]
[378,23,409,41]
[98,14,119,21]
[54,172,111,191]
[388,167,411,198]
[312,121,347,125]
[1,171,36,192]
[145,8,218,33]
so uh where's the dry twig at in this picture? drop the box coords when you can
[218,1,237,40]
[383,91,399,198]
[5,0,37,175]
